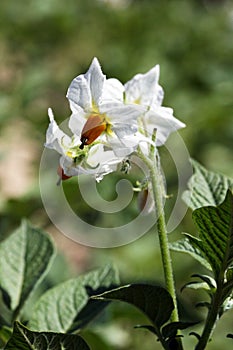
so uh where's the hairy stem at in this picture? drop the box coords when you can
[195,280,223,350]
[151,155,179,324]
[138,147,180,325]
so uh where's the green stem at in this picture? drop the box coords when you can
[195,281,223,350]
[151,156,179,324]
[138,147,180,324]
[157,329,172,350]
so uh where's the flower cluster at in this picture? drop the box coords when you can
[45,58,185,183]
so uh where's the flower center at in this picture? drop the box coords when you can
[80,114,109,149]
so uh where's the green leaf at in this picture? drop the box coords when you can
[28,264,119,332]
[183,159,233,210]
[195,302,210,309]
[0,326,12,345]
[221,297,233,315]
[93,283,174,330]
[134,324,157,335]
[162,321,198,340]
[222,268,233,301]
[191,274,216,289]
[4,321,90,350]
[169,237,212,270]
[226,267,233,282]
[192,190,233,277]
[189,331,201,340]
[222,281,233,302]
[0,220,55,319]
[182,281,212,293]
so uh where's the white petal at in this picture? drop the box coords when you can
[152,85,164,106]
[86,144,120,180]
[107,134,137,157]
[112,144,135,158]
[102,78,124,102]
[95,154,123,181]
[60,156,80,176]
[48,107,55,122]
[45,109,71,155]
[84,57,106,107]
[111,123,137,138]
[66,74,92,112]
[61,155,97,177]
[87,144,119,165]
[100,102,145,122]
[100,150,123,165]
[85,144,102,168]
[124,64,163,106]
[145,107,186,146]
[61,141,123,180]
[68,111,86,136]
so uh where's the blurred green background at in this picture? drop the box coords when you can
[0,0,233,349]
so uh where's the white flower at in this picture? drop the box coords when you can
[45,108,73,156]
[45,60,185,184]
[124,65,164,107]
[124,64,185,145]
[60,143,122,182]
[66,57,145,156]
[45,108,122,182]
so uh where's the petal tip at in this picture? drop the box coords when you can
[48,107,54,121]
[90,57,102,70]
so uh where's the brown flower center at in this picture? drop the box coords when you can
[79,114,107,149]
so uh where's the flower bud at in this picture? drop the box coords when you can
[138,189,149,211]
[57,165,72,185]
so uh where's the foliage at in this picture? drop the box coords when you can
[1,160,232,349]
[93,162,233,349]
[0,221,119,349]
[0,0,233,349]
[182,159,233,210]
[4,322,90,350]
[0,220,55,325]
[93,284,196,348]
[171,160,233,349]
[28,264,119,332]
